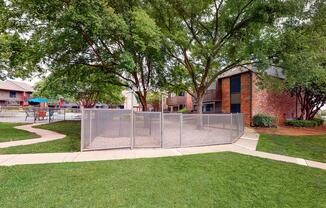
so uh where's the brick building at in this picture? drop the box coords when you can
[0,80,34,106]
[200,67,297,125]
[166,91,193,112]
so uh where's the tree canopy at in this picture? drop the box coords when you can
[1,0,324,115]
[274,0,326,120]
[33,66,124,108]
[149,0,303,113]
[1,0,164,110]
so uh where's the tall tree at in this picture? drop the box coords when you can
[1,0,163,110]
[150,0,302,113]
[276,0,326,120]
[34,66,124,108]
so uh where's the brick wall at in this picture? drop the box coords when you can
[219,72,297,126]
[185,93,193,111]
[221,78,230,113]
[240,73,251,125]
[252,73,297,125]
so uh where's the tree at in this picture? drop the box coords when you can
[276,0,326,120]
[34,66,124,108]
[1,0,163,111]
[150,0,302,113]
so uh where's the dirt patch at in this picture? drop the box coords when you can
[251,124,326,136]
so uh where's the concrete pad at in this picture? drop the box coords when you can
[1,153,74,166]
[242,132,259,140]
[176,144,232,155]
[0,155,16,164]
[235,148,301,164]
[305,160,326,170]
[234,138,258,151]
[134,148,180,158]
[63,152,81,162]
[296,158,307,166]
[73,149,136,162]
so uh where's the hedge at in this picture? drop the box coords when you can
[253,114,276,127]
[285,118,324,127]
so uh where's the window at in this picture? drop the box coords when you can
[203,103,214,112]
[230,75,241,113]
[178,91,185,96]
[9,91,16,98]
[230,76,241,93]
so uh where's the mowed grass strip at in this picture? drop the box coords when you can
[0,122,39,143]
[257,134,326,163]
[0,152,325,208]
[0,121,80,154]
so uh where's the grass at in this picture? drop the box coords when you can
[0,121,80,154]
[257,134,326,163]
[0,122,39,143]
[0,152,326,207]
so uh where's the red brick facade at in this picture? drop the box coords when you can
[219,71,297,126]
[251,73,297,124]
[221,78,230,113]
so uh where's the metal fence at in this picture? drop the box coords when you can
[81,109,244,151]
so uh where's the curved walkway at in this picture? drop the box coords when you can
[0,125,325,170]
[0,124,66,148]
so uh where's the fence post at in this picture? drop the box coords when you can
[81,109,84,152]
[237,113,240,137]
[160,112,163,148]
[230,113,233,143]
[48,109,50,123]
[89,110,92,148]
[64,109,66,121]
[130,109,134,149]
[179,113,183,147]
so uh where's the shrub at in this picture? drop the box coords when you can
[285,119,324,127]
[312,118,324,126]
[178,108,189,113]
[253,114,276,127]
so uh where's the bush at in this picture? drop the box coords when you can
[312,118,324,126]
[285,118,324,127]
[178,108,189,113]
[253,114,276,127]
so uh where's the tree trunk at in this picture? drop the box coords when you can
[136,92,148,111]
[195,93,204,129]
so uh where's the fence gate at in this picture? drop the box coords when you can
[133,112,162,148]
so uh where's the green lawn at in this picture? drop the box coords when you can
[0,122,39,143]
[0,121,80,154]
[0,152,325,208]
[257,134,326,163]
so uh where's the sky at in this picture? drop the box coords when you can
[13,77,39,86]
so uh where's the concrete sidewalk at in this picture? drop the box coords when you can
[0,124,65,148]
[0,143,325,170]
[0,124,325,170]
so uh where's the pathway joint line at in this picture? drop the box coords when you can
[296,158,308,166]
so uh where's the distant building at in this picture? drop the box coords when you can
[166,92,193,112]
[0,80,34,106]
[122,90,142,111]
[194,66,298,125]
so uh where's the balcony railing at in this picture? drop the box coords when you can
[166,96,187,106]
[203,89,222,102]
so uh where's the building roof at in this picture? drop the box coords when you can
[218,66,285,79]
[0,80,34,92]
